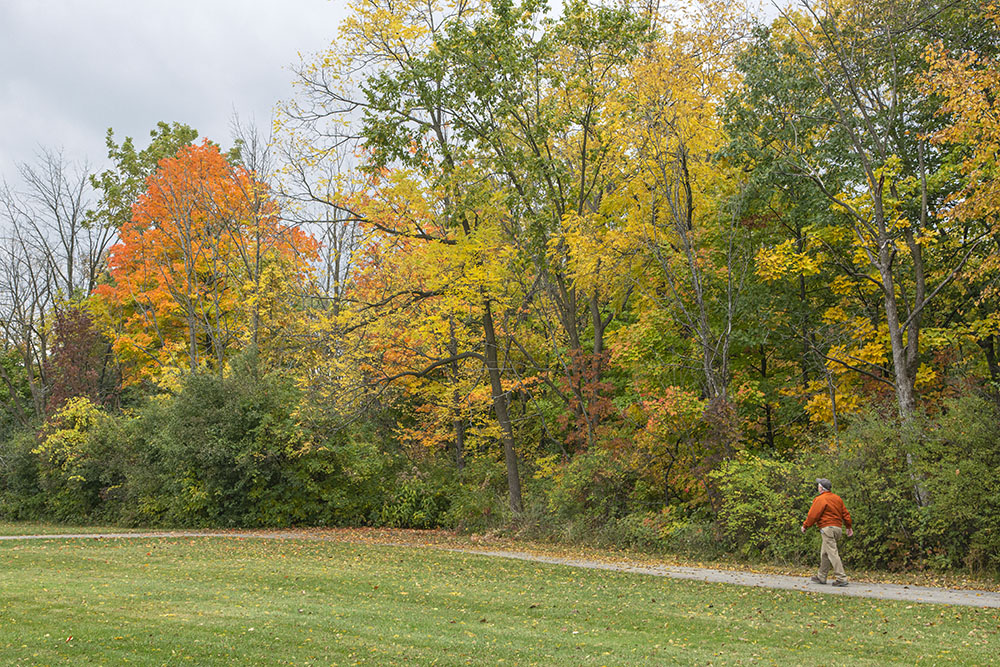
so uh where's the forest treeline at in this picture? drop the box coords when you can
[2,0,1000,575]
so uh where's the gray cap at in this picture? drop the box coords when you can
[817,478,832,491]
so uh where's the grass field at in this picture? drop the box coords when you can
[0,522,152,536]
[0,535,997,666]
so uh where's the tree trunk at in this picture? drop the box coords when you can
[980,335,1000,385]
[878,257,928,504]
[482,297,523,514]
[449,314,465,471]
[760,345,775,450]
[880,262,917,419]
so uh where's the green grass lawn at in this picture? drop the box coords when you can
[0,522,150,536]
[0,536,996,666]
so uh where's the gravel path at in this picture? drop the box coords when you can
[4,530,999,609]
[459,549,1000,609]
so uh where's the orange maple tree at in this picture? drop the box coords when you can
[93,141,318,384]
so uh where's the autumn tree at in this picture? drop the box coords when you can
[423,0,651,450]
[283,0,525,511]
[340,170,510,471]
[0,149,112,421]
[44,305,117,413]
[282,0,663,513]
[580,0,754,501]
[608,1,750,403]
[88,121,200,231]
[724,0,989,421]
[93,142,318,384]
[922,1,1000,389]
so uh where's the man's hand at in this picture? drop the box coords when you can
[846,528,854,537]
[800,525,806,533]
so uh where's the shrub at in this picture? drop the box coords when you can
[32,397,110,521]
[379,463,455,529]
[660,515,727,559]
[133,353,310,527]
[915,396,1000,573]
[596,511,664,550]
[443,458,511,532]
[545,447,634,528]
[822,410,927,570]
[711,454,811,563]
[0,430,45,520]
[707,400,1000,576]
[314,436,394,527]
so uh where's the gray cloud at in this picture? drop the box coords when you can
[0,0,346,174]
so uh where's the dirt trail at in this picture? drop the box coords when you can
[4,530,998,609]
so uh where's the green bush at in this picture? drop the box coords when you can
[711,454,811,563]
[0,357,407,529]
[76,409,144,524]
[0,430,45,520]
[443,458,511,532]
[379,463,455,529]
[660,516,727,559]
[709,412,930,571]
[138,354,313,526]
[109,400,173,526]
[820,410,927,571]
[545,448,634,528]
[915,396,1000,573]
[322,437,395,526]
[606,506,727,559]
[709,399,1000,575]
[31,397,111,522]
[4,362,998,581]
[592,511,663,550]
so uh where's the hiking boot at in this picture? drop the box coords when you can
[831,580,848,587]
[809,576,827,584]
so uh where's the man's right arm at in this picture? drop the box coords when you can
[802,496,823,529]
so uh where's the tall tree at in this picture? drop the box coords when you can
[0,149,111,420]
[88,122,200,231]
[610,0,750,406]
[922,1,1000,391]
[92,142,318,384]
[724,0,988,419]
[283,0,522,510]
[426,0,651,448]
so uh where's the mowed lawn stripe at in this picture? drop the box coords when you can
[0,538,996,665]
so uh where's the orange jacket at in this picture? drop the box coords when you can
[803,491,852,530]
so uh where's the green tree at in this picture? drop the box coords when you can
[723,0,989,420]
[88,121,199,230]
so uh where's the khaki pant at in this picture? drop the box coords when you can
[817,525,847,583]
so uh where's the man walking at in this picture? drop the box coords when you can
[801,478,853,587]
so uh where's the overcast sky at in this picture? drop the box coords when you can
[1,0,771,182]
[0,0,349,178]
